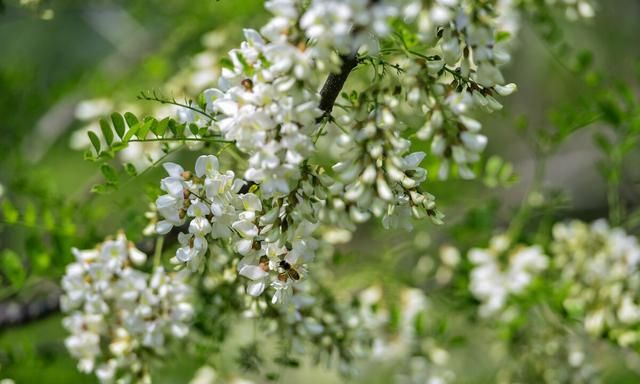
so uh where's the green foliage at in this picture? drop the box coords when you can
[0,1,638,383]
[82,109,231,194]
[111,112,126,138]
[1,249,26,288]
[2,199,19,224]
[482,155,518,188]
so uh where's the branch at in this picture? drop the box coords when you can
[318,53,359,117]
[0,281,61,328]
[5,54,362,329]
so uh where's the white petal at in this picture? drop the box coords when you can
[239,265,268,281]
[195,155,219,177]
[156,221,173,235]
[247,280,266,297]
[240,193,262,212]
[163,162,184,177]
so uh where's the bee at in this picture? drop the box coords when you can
[241,78,253,91]
[259,255,270,272]
[278,260,300,282]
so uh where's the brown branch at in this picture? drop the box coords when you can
[2,53,362,329]
[0,281,61,329]
[317,53,359,118]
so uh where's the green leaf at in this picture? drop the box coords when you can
[153,117,169,137]
[100,164,118,183]
[99,118,113,146]
[621,136,638,156]
[91,182,118,194]
[125,163,138,176]
[122,123,139,143]
[168,119,177,136]
[189,123,199,136]
[1,249,26,288]
[414,310,426,337]
[23,202,37,226]
[174,123,185,137]
[220,57,234,70]
[83,149,96,161]
[598,96,622,126]
[575,50,593,73]
[111,112,126,138]
[43,209,55,231]
[2,200,19,223]
[498,162,515,184]
[197,93,207,110]
[137,118,154,139]
[97,151,115,160]
[33,252,51,272]
[496,31,511,43]
[88,131,101,153]
[124,112,139,128]
[593,132,611,153]
[110,142,128,152]
[235,52,253,76]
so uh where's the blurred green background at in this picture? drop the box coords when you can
[1,0,639,383]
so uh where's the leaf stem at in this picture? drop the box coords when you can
[128,137,233,144]
[153,236,164,267]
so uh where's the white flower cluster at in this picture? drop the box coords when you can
[468,234,549,317]
[202,0,401,197]
[396,356,455,384]
[496,321,601,384]
[356,286,455,383]
[205,27,321,196]
[394,0,519,180]
[333,98,444,229]
[155,155,327,304]
[552,219,640,347]
[528,0,595,21]
[296,0,397,67]
[60,233,193,383]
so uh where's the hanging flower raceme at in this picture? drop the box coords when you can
[467,234,548,318]
[332,97,443,228]
[204,25,322,196]
[387,0,520,180]
[551,219,640,347]
[60,233,193,384]
[155,155,331,304]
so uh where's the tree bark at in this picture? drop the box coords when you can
[318,53,359,117]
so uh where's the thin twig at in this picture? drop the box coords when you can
[128,137,233,144]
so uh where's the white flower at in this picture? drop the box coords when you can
[468,237,548,317]
[239,256,270,297]
[552,219,640,346]
[61,234,193,383]
[195,155,220,177]
[271,279,293,304]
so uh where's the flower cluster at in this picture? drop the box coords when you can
[356,286,455,383]
[393,0,519,180]
[496,319,601,384]
[155,155,329,304]
[59,0,605,381]
[468,234,549,317]
[205,27,321,196]
[521,0,595,21]
[60,233,193,383]
[332,97,444,228]
[296,0,397,67]
[203,0,403,197]
[552,219,640,347]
